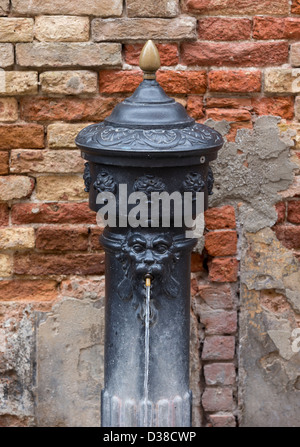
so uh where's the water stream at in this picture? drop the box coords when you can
[143,277,151,426]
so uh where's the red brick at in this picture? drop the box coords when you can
[181,41,288,67]
[197,283,234,309]
[191,252,204,272]
[90,226,104,250]
[187,95,204,120]
[273,225,300,250]
[11,202,97,225]
[204,363,236,386]
[208,70,261,93]
[0,280,58,302]
[0,152,9,174]
[36,226,89,251]
[209,257,239,282]
[276,202,286,224]
[201,310,237,334]
[202,336,235,361]
[125,43,179,66]
[206,108,251,123]
[184,0,289,15]
[206,97,251,109]
[205,206,236,230]
[20,97,121,122]
[0,124,44,149]
[208,414,236,427]
[202,388,233,413]
[287,201,300,224]
[251,97,294,120]
[198,18,251,41]
[0,204,9,226]
[292,0,300,14]
[226,121,253,142]
[157,70,207,94]
[205,230,237,256]
[14,252,105,275]
[253,17,285,40]
[99,70,142,94]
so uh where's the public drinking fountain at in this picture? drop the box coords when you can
[75,41,223,427]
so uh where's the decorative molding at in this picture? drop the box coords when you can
[76,122,223,151]
[133,174,166,198]
[93,171,117,194]
[207,166,214,195]
[182,172,205,193]
[83,162,91,193]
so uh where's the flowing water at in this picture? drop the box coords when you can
[143,279,151,426]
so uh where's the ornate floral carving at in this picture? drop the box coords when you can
[133,174,166,198]
[93,171,117,194]
[182,172,205,193]
[76,122,222,151]
[207,166,214,195]
[83,162,91,192]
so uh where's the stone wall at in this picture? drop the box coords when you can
[0,0,299,427]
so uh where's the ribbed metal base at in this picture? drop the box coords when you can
[101,390,192,427]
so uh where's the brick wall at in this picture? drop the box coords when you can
[0,0,299,427]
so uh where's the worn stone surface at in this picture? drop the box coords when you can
[36,298,105,427]
[92,17,196,41]
[127,0,179,17]
[0,18,34,42]
[47,123,94,148]
[264,68,300,94]
[0,176,34,201]
[35,16,89,42]
[207,116,296,233]
[0,228,35,250]
[0,254,12,277]
[0,0,9,15]
[11,0,123,16]
[0,72,38,96]
[0,98,18,122]
[291,43,300,67]
[36,175,88,201]
[10,150,84,174]
[0,44,13,67]
[40,71,97,95]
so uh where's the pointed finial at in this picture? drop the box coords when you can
[139,40,161,80]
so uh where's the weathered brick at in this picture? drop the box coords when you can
[253,17,300,40]
[197,283,234,309]
[287,201,300,224]
[35,16,89,42]
[296,97,300,121]
[291,43,300,68]
[11,0,123,16]
[157,71,207,94]
[0,98,18,122]
[0,176,34,201]
[11,202,96,225]
[264,69,300,94]
[251,97,294,120]
[202,336,235,361]
[204,363,236,386]
[36,175,87,202]
[14,252,105,276]
[10,150,84,174]
[125,43,179,66]
[0,280,58,301]
[191,253,205,272]
[0,152,8,174]
[198,17,251,41]
[227,122,253,142]
[205,230,237,256]
[275,202,286,224]
[36,226,89,251]
[181,41,288,67]
[205,206,236,230]
[187,96,204,120]
[0,203,9,226]
[206,109,251,123]
[0,71,38,96]
[209,257,239,283]
[184,0,289,15]
[16,42,122,68]
[206,97,251,110]
[273,225,300,250]
[208,414,236,427]
[127,0,178,17]
[0,228,35,249]
[292,0,300,14]
[40,71,98,95]
[99,70,142,94]
[201,310,237,335]
[21,97,120,122]
[0,43,13,67]
[90,227,104,251]
[47,123,94,149]
[0,124,44,149]
[92,17,196,42]
[202,388,233,413]
[0,253,12,277]
[0,0,9,16]
[208,70,261,93]
[60,277,105,300]
[0,18,33,42]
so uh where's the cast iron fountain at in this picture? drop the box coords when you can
[75,41,223,427]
